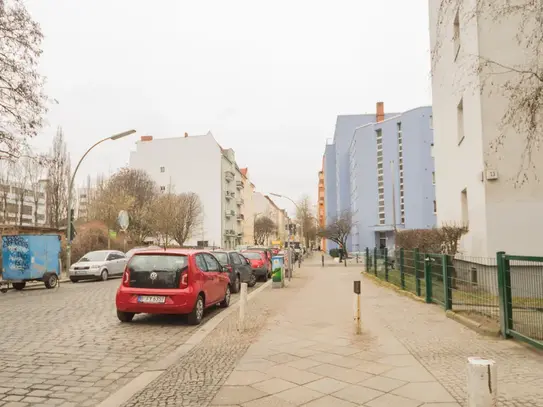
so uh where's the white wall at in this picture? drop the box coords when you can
[129,134,222,247]
[429,0,543,257]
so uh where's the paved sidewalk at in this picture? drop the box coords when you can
[210,256,543,407]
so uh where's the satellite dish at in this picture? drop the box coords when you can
[118,210,129,231]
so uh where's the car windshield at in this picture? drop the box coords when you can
[213,252,229,265]
[243,252,262,260]
[128,254,188,272]
[79,251,108,262]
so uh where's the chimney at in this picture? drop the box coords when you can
[376,102,384,123]
[140,135,153,142]
[184,132,188,138]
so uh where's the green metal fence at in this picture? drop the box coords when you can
[365,247,543,349]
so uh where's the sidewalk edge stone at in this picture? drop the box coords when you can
[445,310,501,337]
[97,279,272,407]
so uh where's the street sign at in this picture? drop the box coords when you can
[108,230,117,239]
[117,210,129,231]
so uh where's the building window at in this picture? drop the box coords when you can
[376,129,384,224]
[397,123,405,224]
[160,186,166,192]
[432,172,436,185]
[433,200,437,214]
[457,98,464,145]
[429,114,433,129]
[453,10,460,60]
[430,143,434,158]
[160,166,165,173]
[461,189,469,225]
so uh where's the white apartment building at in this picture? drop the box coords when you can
[429,1,543,257]
[252,192,288,245]
[0,181,47,226]
[129,133,249,249]
[240,168,256,245]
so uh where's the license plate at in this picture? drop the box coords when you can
[75,270,87,274]
[138,295,166,304]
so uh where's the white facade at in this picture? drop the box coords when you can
[129,133,223,248]
[241,170,255,245]
[252,192,288,245]
[429,0,543,257]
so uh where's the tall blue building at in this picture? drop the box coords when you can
[323,103,436,252]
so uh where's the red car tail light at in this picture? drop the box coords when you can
[180,270,189,289]
[226,264,233,272]
[122,267,130,287]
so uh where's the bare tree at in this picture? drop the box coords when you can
[11,159,29,225]
[296,195,316,247]
[152,185,177,247]
[0,160,13,222]
[170,192,202,247]
[0,0,49,160]
[254,216,276,245]
[432,0,543,185]
[87,176,134,231]
[25,155,45,225]
[317,210,354,257]
[46,127,71,227]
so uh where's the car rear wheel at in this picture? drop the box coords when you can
[100,270,109,281]
[12,282,26,291]
[117,310,135,322]
[219,285,231,308]
[188,295,204,325]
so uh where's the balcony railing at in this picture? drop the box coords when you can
[225,229,236,236]
[236,198,244,206]
[225,210,236,218]
[237,214,244,221]
[225,191,235,200]
[236,180,244,189]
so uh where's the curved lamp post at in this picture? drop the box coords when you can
[65,129,137,274]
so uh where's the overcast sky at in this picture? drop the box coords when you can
[26,0,432,216]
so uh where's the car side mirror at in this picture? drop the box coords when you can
[221,266,229,273]
[245,259,250,265]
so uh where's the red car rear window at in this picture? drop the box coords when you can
[128,254,188,271]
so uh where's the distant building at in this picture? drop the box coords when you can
[317,160,326,251]
[323,102,436,251]
[429,2,543,257]
[0,181,47,226]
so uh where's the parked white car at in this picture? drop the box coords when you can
[69,250,127,283]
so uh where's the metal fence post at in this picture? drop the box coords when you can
[365,247,369,272]
[503,255,513,334]
[399,248,405,290]
[384,247,389,281]
[496,251,508,338]
[373,247,377,276]
[424,255,432,303]
[414,249,421,296]
[442,254,452,310]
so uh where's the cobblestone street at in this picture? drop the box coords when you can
[0,278,261,407]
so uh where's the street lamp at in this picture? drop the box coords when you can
[65,130,137,274]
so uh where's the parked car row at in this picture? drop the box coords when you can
[67,245,279,325]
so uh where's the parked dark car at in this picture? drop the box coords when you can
[212,250,256,293]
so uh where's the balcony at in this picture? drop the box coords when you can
[237,214,244,222]
[225,210,236,218]
[236,180,244,189]
[225,229,236,237]
[236,198,244,206]
[237,232,243,238]
[225,171,235,182]
[225,191,235,200]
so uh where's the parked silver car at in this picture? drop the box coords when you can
[69,250,127,283]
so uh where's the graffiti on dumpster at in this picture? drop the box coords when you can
[2,235,31,274]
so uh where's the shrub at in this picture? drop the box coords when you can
[71,227,109,263]
[329,248,340,258]
[396,223,468,255]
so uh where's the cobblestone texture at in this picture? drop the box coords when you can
[122,272,309,406]
[362,273,543,406]
[0,278,259,406]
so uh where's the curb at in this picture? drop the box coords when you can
[445,310,501,337]
[97,279,273,407]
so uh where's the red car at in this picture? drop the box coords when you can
[116,249,231,325]
[241,250,271,281]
